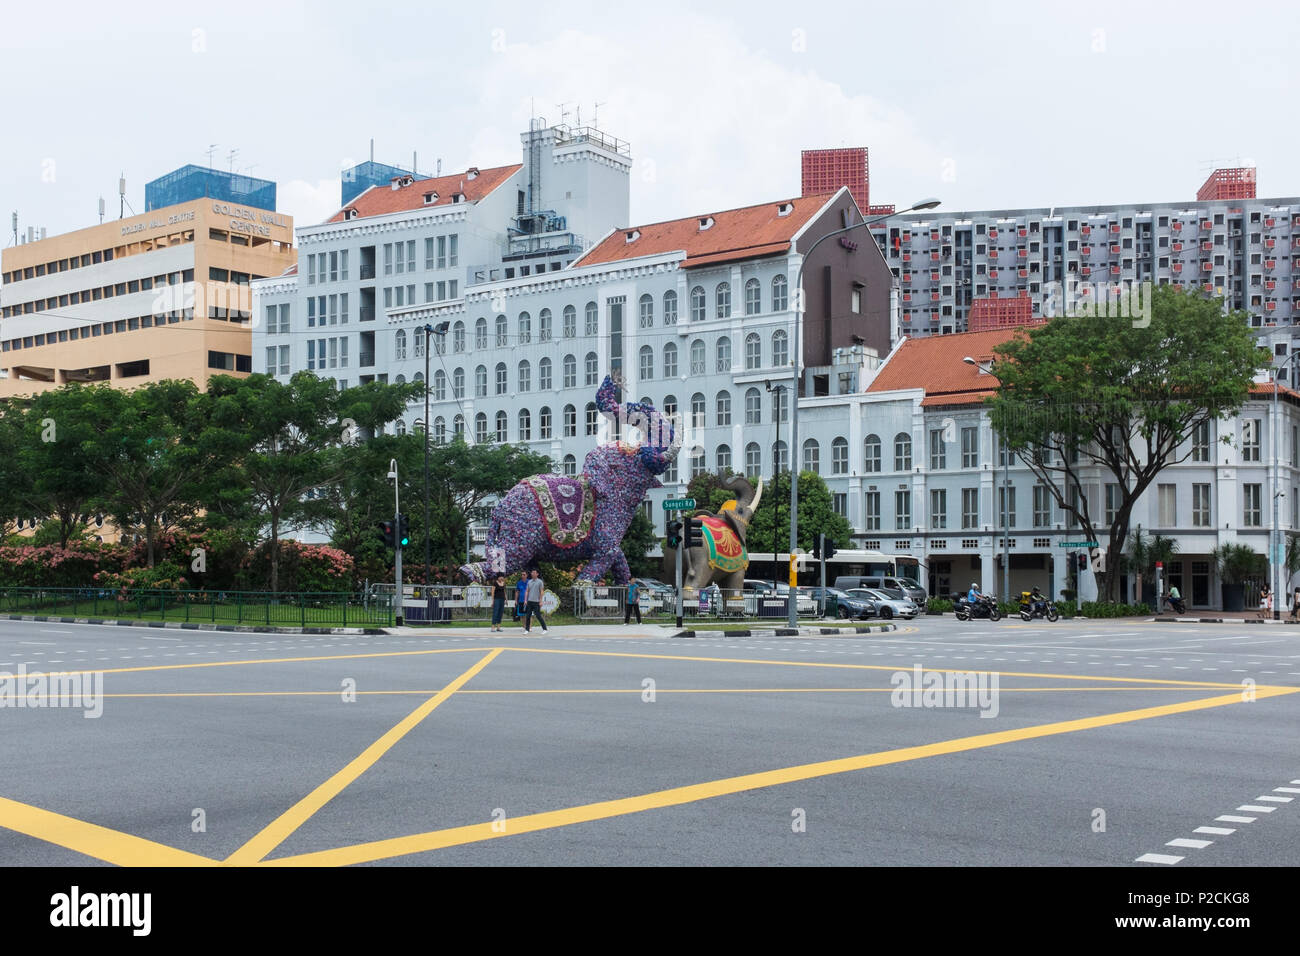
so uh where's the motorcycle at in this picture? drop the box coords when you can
[1164,594,1186,614]
[1018,591,1059,622]
[954,594,1001,622]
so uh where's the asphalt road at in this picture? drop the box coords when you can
[0,615,1296,867]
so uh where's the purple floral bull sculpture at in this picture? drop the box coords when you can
[460,373,682,585]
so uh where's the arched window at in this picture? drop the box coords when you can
[716,390,732,425]
[495,314,508,347]
[894,432,913,471]
[475,317,488,350]
[832,437,848,474]
[453,414,465,439]
[563,404,577,437]
[433,369,446,401]
[639,345,654,380]
[864,434,881,472]
[453,367,465,399]
[584,301,598,336]
[663,342,678,377]
[539,357,553,390]
[413,370,424,386]
[744,387,761,425]
[772,274,789,311]
[452,320,465,352]
[663,394,678,417]
[539,308,552,342]
[562,454,577,476]
[690,392,706,429]
[584,351,599,386]
[563,354,577,388]
[772,329,788,368]
[745,278,761,315]
[745,332,761,370]
[495,362,508,395]
[773,440,788,474]
[716,444,731,472]
[395,420,406,436]
[416,327,430,357]
[395,373,406,385]
[518,360,531,392]
[690,450,706,479]
[495,409,508,442]
[663,289,678,326]
[690,285,706,322]
[474,365,487,398]
[433,416,446,444]
[475,412,489,444]
[518,311,531,345]
[803,438,820,473]
[517,408,531,440]
[745,442,762,478]
[584,402,599,436]
[563,305,577,338]
[690,339,706,375]
[771,386,788,423]
[394,329,407,361]
[715,281,731,319]
[539,406,552,439]
[639,294,654,328]
[716,336,731,373]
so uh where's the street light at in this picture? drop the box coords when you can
[388,458,402,626]
[1271,352,1300,618]
[965,355,1009,604]
[786,197,941,626]
[765,380,786,594]
[423,321,450,597]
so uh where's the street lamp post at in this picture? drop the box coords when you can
[422,321,450,598]
[766,381,786,595]
[964,355,1009,604]
[1271,352,1300,619]
[786,197,941,626]
[388,458,402,626]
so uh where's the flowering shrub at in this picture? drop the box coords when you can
[93,561,189,592]
[244,540,355,592]
[0,543,128,588]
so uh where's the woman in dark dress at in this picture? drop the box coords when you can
[491,575,508,631]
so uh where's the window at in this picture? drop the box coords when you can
[961,427,979,468]
[475,413,489,444]
[803,439,820,473]
[425,237,435,270]
[639,345,654,380]
[1186,419,1209,461]
[663,342,678,378]
[773,440,788,473]
[1105,483,1121,525]
[772,388,788,423]
[998,485,1016,528]
[929,428,947,470]
[716,390,732,426]
[895,490,912,530]
[539,406,552,439]
[449,234,458,266]
[585,301,598,336]
[453,368,465,398]
[690,339,706,375]
[539,357,553,391]
[745,278,761,315]
[663,290,678,326]
[518,312,531,345]
[639,294,653,328]
[383,243,393,275]
[1192,483,1211,527]
[1158,484,1176,527]
[717,445,731,472]
[496,315,508,347]
[962,488,979,529]
[562,454,577,477]
[894,432,912,471]
[833,493,847,517]
[745,388,761,425]
[563,305,577,338]
[745,333,761,370]
[433,417,446,445]
[475,365,487,398]
[716,336,731,373]
[851,289,862,313]
[539,308,552,342]
[930,489,947,529]
[772,275,789,311]
[772,329,789,369]
[864,434,881,473]
[563,404,577,437]
[518,360,531,392]
[715,282,731,319]
[663,395,678,417]
[691,392,706,428]
[1242,419,1260,461]
[394,329,407,361]
[453,321,466,353]
[475,318,488,350]
[453,414,465,439]
[585,402,599,436]
[433,369,446,401]
[406,240,416,273]
[690,286,706,322]
[585,352,599,386]
[1243,483,1262,526]
[831,437,848,474]
[745,442,762,477]
[563,355,577,389]
[495,362,508,394]
[1033,483,1050,528]
[865,491,881,530]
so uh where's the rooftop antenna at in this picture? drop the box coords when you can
[119,173,126,220]
[206,144,218,168]
[413,151,417,176]
[227,148,239,174]
[10,211,16,247]
[98,197,105,224]
[437,158,442,176]
[370,138,374,163]
[575,104,581,127]
[555,101,571,126]
[594,101,606,127]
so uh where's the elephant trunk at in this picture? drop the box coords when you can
[722,473,762,523]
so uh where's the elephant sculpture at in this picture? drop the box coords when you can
[460,374,682,585]
[668,474,764,596]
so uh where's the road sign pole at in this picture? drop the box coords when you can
[675,538,683,629]
[820,533,827,618]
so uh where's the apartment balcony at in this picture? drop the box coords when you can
[360,351,375,368]
[360,264,376,280]
[360,305,375,321]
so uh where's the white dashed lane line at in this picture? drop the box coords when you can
[1137,778,1300,864]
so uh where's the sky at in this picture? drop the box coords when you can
[1,0,1295,242]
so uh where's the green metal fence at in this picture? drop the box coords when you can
[0,588,394,628]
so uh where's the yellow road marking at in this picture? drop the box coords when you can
[266,685,1300,867]
[0,795,214,867]
[224,648,502,865]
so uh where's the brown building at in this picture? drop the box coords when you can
[0,198,295,396]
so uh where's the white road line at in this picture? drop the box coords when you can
[1237,805,1277,813]
[39,630,73,635]
[20,642,55,645]
[1166,838,1213,849]
[1274,787,1300,794]
[1194,827,1236,835]
[1254,795,1292,803]
[1215,815,1256,823]
[1135,853,1184,865]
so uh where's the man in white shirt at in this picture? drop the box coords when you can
[523,569,549,633]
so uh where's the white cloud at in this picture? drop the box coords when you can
[279,178,341,229]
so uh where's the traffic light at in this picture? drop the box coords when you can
[822,536,836,561]
[378,520,395,548]
[686,517,704,549]
[666,520,683,549]
[397,514,410,547]
[811,535,821,560]
[1076,553,1087,572]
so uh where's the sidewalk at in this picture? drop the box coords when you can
[1150,609,1300,624]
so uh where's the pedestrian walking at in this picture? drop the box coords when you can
[514,574,528,621]
[523,569,549,633]
[490,574,507,631]
[624,579,642,624]
[1290,585,1300,622]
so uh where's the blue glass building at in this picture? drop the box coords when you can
[145,165,277,212]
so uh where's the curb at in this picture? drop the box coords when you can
[1151,617,1294,624]
[673,623,898,639]
[1,614,387,635]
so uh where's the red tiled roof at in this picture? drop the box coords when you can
[327,164,521,223]
[572,193,839,270]
[868,328,1029,402]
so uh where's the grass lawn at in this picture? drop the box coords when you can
[4,598,391,629]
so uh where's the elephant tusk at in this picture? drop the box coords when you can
[749,478,763,515]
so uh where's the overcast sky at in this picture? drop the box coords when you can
[1,0,1294,242]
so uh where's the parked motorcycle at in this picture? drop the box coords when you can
[955,594,1001,622]
[1018,591,1059,622]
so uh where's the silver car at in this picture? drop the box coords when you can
[847,587,920,620]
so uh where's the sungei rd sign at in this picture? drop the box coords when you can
[662,498,696,511]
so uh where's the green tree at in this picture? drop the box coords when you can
[1124,524,1179,600]
[745,470,851,556]
[685,468,745,515]
[987,285,1266,600]
[622,510,659,578]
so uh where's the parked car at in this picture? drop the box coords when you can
[634,578,675,602]
[846,587,919,620]
[833,575,927,606]
[743,580,816,614]
[801,586,876,620]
